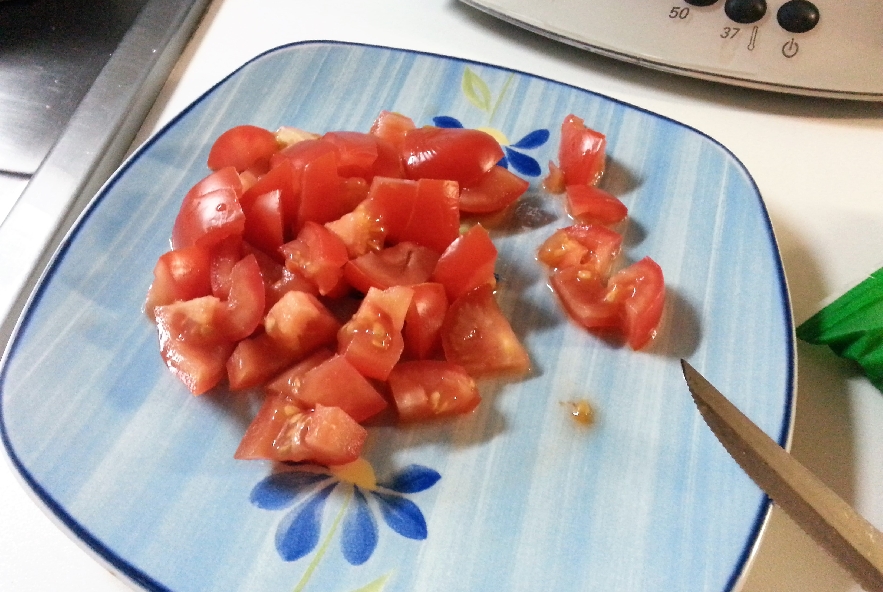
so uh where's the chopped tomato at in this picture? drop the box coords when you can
[240,159,301,239]
[171,185,245,250]
[344,241,439,294]
[144,244,213,316]
[269,137,337,172]
[388,360,480,422]
[263,290,341,355]
[290,354,388,422]
[537,224,622,276]
[431,224,497,302]
[264,348,335,398]
[185,166,243,201]
[209,237,244,299]
[549,265,620,331]
[220,254,265,341]
[459,165,529,214]
[322,131,379,179]
[606,257,665,350]
[298,151,346,228]
[369,110,416,150]
[280,221,350,296]
[241,189,285,259]
[207,125,279,174]
[325,204,386,258]
[558,114,606,186]
[441,284,530,378]
[403,282,448,360]
[566,185,627,226]
[401,127,503,186]
[542,160,566,194]
[338,287,414,380]
[226,332,301,391]
[236,398,366,466]
[154,296,234,394]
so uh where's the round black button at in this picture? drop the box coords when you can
[777,0,819,33]
[724,0,767,23]
[684,0,719,6]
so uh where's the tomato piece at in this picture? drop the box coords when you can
[269,137,337,171]
[154,296,234,394]
[549,265,620,331]
[325,204,386,258]
[537,224,622,275]
[241,189,285,260]
[185,166,243,201]
[369,136,405,179]
[263,290,341,355]
[542,160,566,194]
[606,257,665,350]
[344,242,439,294]
[369,110,416,150]
[338,287,414,381]
[403,282,449,360]
[407,178,460,253]
[441,284,530,378]
[566,185,627,225]
[171,185,245,249]
[298,151,347,228]
[559,114,606,186]
[240,159,301,239]
[431,224,497,301]
[274,126,320,149]
[458,165,529,214]
[220,254,265,341]
[144,244,213,317]
[388,360,480,422]
[401,127,503,186]
[362,176,417,238]
[280,221,350,296]
[226,332,302,391]
[322,131,379,179]
[292,354,388,422]
[207,125,279,174]
[236,398,366,466]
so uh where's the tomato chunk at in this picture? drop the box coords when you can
[263,290,341,355]
[458,165,529,214]
[401,127,503,186]
[431,224,497,301]
[550,266,620,331]
[403,282,449,360]
[369,110,416,150]
[207,125,279,174]
[344,242,439,294]
[293,354,388,422]
[338,287,414,380]
[607,257,665,350]
[388,360,480,422]
[171,186,245,249]
[566,185,627,226]
[441,284,530,378]
[220,254,266,341]
[280,221,350,296]
[144,244,213,316]
[537,224,622,276]
[558,114,606,186]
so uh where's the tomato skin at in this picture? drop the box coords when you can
[388,360,480,422]
[559,114,606,186]
[338,287,414,381]
[207,125,280,174]
[322,131,379,179]
[401,127,504,186]
[226,332,301,391]
[403,282,449,360]
[265,348,335,398]
[241,189,285,260]
[344,242,439,294]
[459,165,529,214]
[292,354,388,422]
[606,256,665,350]
[565,185,627,226]
[280,221,350,296]
[144,244,213,317]
[537,224,622,275]
[240,159,301,239]
[220,254,265,341]
[441,284,530,378]
[186,166,243,201]
[270,138,337,172]
[298,151,346,228]
[431,224,497,302]
[171,186,245,250]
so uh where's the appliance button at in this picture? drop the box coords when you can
[776,0,820,33]
[724,0,767,23]
[684,0,719,6]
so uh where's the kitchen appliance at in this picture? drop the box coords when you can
[461,0,883,100]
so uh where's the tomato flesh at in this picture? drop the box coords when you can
[607,257,666,350]
[207,125,279,174]
[458,165,529,214]
[566,185,627,226]
[559,114,606,186]
[388,360,480,421]
[402,127,503,186]
[431,224,497,302]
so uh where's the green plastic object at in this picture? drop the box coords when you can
[797,267,883,390]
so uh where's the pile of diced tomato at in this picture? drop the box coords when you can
[144,111,533,466]
[539,115,665,351]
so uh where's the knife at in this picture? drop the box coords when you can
[681,359,883,592]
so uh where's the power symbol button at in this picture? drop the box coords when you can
[782,38,799,58]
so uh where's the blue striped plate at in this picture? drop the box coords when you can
[0,41,793,592]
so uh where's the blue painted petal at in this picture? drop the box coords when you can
[372,492,428,540]
[505,147,542,177]
[250,471,331,510]
[378,464,441,494]
[497,155,509,169]
[341,488,378,565]
[275,483,336,561]
[511,129,550,149]
[432,116,464,128]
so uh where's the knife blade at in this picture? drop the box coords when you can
[681,359,883,591]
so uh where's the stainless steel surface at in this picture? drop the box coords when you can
[682,360,883,592]
[0,0,211,346]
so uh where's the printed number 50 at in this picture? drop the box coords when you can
[669,6,690,18]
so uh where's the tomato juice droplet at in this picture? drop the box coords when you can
[563,400,595,426]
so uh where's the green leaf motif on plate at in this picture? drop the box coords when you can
[462,67,493,113]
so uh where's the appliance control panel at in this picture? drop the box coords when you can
[462,0,883,100]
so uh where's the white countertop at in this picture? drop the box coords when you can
[2,1,883,589]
